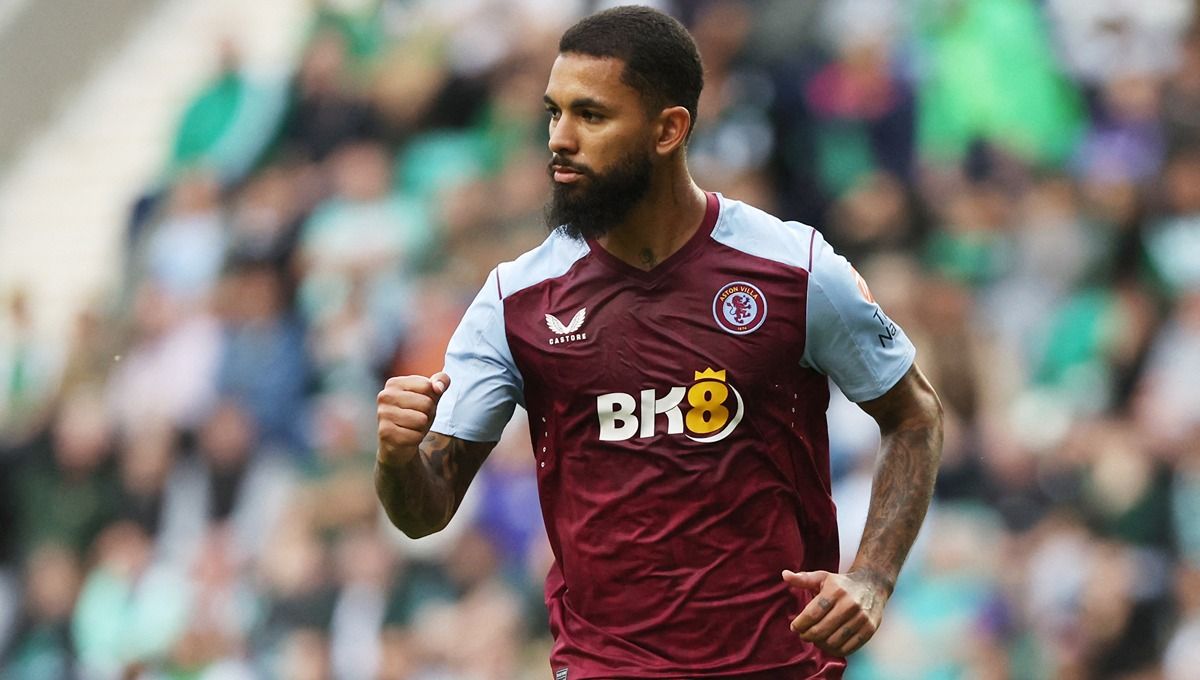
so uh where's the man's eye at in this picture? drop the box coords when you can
[581,111,602,122]
[546,109,561,120]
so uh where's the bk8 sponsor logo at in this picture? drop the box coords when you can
[596,368,745,443]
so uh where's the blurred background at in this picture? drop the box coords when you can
[1,0,1199,678]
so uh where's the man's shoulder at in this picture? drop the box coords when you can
[712,194,821,272]
[495,229,591,300]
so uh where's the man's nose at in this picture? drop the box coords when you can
[548,118,577,155]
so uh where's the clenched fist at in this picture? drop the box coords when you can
[376,372,450,466]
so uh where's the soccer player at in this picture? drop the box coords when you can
[375,6,943,678]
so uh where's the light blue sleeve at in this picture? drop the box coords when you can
[800,233,916,402]
[430,269,523,441]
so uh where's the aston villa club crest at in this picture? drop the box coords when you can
[713,281,767,335]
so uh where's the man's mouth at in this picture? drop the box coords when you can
[549,158,590,184]
[552,165,584,183]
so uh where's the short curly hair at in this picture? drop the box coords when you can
[559,5,704,141]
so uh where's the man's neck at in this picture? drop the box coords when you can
[597,171,707,271]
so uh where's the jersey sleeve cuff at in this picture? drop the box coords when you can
[842,345,916,403]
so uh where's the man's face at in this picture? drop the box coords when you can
[543,54,657,240]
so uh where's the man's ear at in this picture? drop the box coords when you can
[654,106,692,156]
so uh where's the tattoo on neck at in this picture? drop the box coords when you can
[640,248,656,268]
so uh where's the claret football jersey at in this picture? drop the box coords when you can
[430,192,915,679]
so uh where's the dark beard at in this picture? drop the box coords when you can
[544,150,653,240]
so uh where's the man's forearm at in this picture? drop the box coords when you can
[375,431,493,538]
[375,436,455,538]
[852,402,943,591]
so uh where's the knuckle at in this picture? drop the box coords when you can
[387,375,423,391]
[417,396,436,415]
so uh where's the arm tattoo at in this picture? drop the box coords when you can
[375,432,493,538]
[854,367,944,593]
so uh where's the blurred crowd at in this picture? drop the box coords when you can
[2,0,1200,678]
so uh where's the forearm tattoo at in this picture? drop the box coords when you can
[855,414,942,593]
[375,432,491,538]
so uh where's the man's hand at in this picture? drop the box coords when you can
[377,372,450,466]
[783,568,890,657]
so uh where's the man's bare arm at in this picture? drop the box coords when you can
[851,362,944,593]
[375,432,495,538]
[785,363,943,656]
[374,372,497,538]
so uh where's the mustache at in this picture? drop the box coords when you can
[547,156,595,178]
